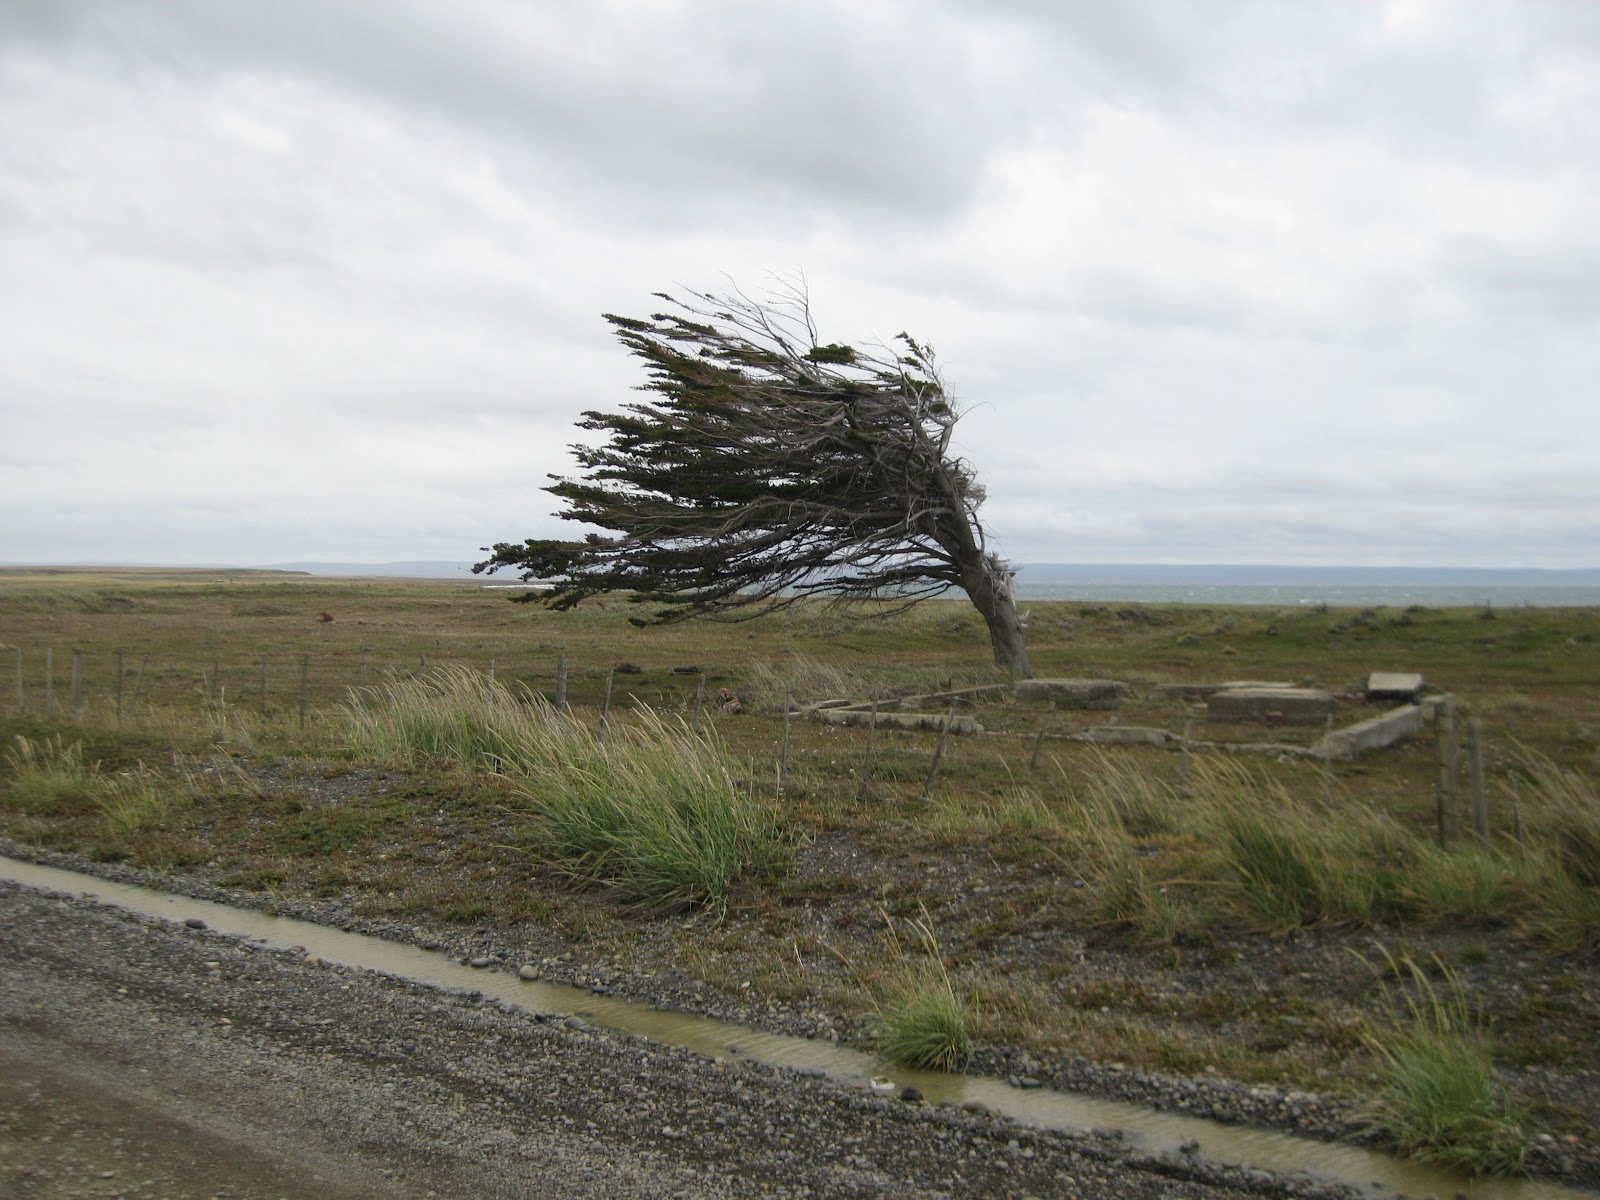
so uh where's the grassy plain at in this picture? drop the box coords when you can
[2,566,1598,1170]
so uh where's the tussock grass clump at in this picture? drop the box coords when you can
[95,767,184,839]
[2,734,188,845]
[526,708,787,911]
[873,917,973,1072]
[1516,751,1600,888]
[344,665,534,770]
[1057,754,1561,935]
[3,734,98,814]
[344,667,786,910]
[1362,953,1527,1175]
[1073,748,1185,837]
[927,787,1059,838]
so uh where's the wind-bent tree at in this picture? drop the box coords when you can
[476,283,1033,676]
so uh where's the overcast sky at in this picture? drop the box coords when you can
[2,1,1595,570]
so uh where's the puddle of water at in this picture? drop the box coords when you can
[3,855,1593,1200]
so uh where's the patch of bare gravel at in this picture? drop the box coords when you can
[3,879,1365,1200]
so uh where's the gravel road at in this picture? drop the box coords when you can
[0,879,1362,1200]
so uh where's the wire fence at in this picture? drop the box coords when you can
[5,645,714,731]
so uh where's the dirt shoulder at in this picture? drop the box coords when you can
[3,879,1364,1200]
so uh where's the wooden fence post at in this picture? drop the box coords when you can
[555,655,568,714]
[1468,716,1489,848]
[1180,708,1197,793]
[1434,697,1458,847]
[1320,713,1334,809]
[1028,723,1048,772]
[856,695,880,801]
[599,667,615,738]
[921,701,959,800]
[689,673,704,733]
[777,690,792,794]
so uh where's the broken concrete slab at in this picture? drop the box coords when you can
[1014,678,1131,709]
[1205,687,1335,726]
[834,684,1010,713]
[812,709,983,735]
[1080,725,1172,747]
[1311,704,1426,761]
[1366,672,1424,702]
[1149,681,1293,702]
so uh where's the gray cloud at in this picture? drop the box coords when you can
[0,1,1595,569]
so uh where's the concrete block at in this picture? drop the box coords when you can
[1014,678,1131,709]
[1205,687,1335,726]
[1312,704,1427,761]
[1082,726,1172,747]
[1149,681,1292,702]
[1366,672,1424,701]
[812,709,983,735]
[836,684,1009,713]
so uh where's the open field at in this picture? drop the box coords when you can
[2,567,1598,1179]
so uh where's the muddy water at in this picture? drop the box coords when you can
[2,856,1590,1200]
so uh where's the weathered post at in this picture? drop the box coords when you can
[1028,723,1048,772]
[921,701,960,800]
[599,667,615,738]
[1433,697,1458,847]
[689,673,705,733]
[856,695,880,801]
[1468,716,1489,848]
[777,689,792,795]
[1180,707,1197,794]
[360,651,370,698]
[555,655,569,714]
[1320,713,1334,809]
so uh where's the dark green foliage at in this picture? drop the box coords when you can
[477,282,1032,673]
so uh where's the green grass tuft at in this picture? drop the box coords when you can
[873,918,973,1072]
[344,667,787,910]
[1362,953,1528,1175]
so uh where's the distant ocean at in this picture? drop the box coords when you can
[265,560,1600,608]
[1009,565,1600,608]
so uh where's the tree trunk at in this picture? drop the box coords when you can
[961,553,1034,677]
